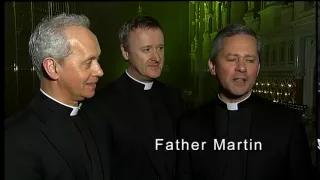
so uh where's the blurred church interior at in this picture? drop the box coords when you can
[4,1,317,165]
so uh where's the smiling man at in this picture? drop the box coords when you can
[5,13,105,180]
[176,24,315,180]
[83,16,183,180]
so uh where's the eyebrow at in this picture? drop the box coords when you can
[86,55,100,61]
[226,53,256,58]
[141,44,164,49]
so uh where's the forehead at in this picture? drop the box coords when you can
[222,34,257,48]
[219,34,258,56]
[128,27,164,43]
[65,26,100,53]
[64,26,96,40]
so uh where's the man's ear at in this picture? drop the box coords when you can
[208,59,216,76]
[120,44,129,61]
[42,57,60,80]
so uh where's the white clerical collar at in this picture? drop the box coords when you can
[125,70,153,90]
[218,90,252,111]
[40,89,82,116]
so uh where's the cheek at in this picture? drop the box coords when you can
[159,51,165,59]
[247,67,259,78]
[68,68,88,83]
[131,52,141,62]
[218,65,234,78]
[134,53,149,66]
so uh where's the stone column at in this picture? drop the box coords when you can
[303,37,316,114]
[221,1,229,28]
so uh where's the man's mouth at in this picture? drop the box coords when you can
[233,78,246,82]
[86,82,97,87]
[148,64,160,68]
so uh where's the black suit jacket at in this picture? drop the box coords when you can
[176,94,315,180]
[5,92,106,180]
[84,73,183,180]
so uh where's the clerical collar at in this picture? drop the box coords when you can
[125,70,153,90]
[218,90,252,111]
[40,89,82,116]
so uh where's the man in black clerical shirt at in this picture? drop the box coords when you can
[5,13,106,180]
[83,16,183,180]
[176,24,315,180]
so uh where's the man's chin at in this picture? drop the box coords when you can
[83,92,96,99]
[222,88,251,99]
[231,91,251,99]
[147,72,161,79]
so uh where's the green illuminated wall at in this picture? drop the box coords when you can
[4,1,317,117]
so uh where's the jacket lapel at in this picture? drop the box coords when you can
[79,110,106,180]
[30,93,88,180]
[116,74,167,177]
[150,82,176,177]
[129,86,167,177]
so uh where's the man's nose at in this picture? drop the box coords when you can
[235,60,247,72]
[93,62,104,77]
[151,49,161,62]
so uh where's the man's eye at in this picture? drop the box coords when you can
[143,48,151,52]
[85,61,92,66]
[227,58,236,61]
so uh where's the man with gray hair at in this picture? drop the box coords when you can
[176,24,315,180]
[5,13,105,180]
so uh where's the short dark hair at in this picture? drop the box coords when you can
[210,24,262,63]
[119,16,163,51]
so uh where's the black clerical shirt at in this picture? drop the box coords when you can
[39,90,103,180]
[214,95,254,180]
[71,113,103,180]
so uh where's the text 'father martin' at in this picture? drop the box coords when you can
[155,138,262,151]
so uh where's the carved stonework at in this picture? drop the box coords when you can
[271,44,277,65]
[279,42,286,65]
[264,44,270,66]
[287,40,294,64]
[247,1,255,12]
[291,14,316,27]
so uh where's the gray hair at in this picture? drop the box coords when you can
[29,13,90,79]
[209,24,262,63]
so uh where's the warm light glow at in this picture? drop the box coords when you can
[13,63,18,72]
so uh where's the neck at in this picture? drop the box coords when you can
[218,90,252,103]
[41,80,79,106]
[127,66,153,83]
